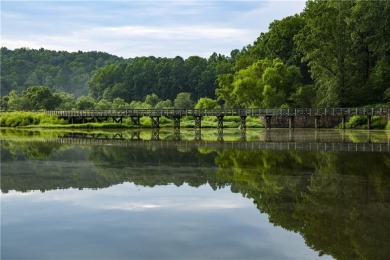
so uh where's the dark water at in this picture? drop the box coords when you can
[1,129,390,259]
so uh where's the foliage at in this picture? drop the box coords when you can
[53,92,76,110]
[251,14,311,84]
[346,115,387,129]
[174,92,194,109]
[216,59,303,108]
[4,86,60,111]
[0,47,124,97]
[75,96,96,110]
[87,54,233,103]
[296,0,390,107]
[0,112,66,127]
[195,97,220,109]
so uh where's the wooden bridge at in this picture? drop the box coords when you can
[46,107,390,129]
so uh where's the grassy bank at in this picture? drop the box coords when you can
[0,112,67,127]
[344,115,388,129]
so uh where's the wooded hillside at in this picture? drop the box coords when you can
[1,0,389,110]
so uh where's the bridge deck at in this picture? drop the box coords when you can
[46,107,390,117]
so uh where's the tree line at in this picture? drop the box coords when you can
[1,0,389,111]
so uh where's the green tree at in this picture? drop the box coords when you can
[154,99,172,109]
[94,99,112,109]
[0,95,9,111]
[144,93,161,108]
[195,97,220,109]
[251,14,311,84]
[174,92,194,109]
[216,59,302,108]
[20,86,59,110]
[75,96,96,110]
[6,91,27,111]
[296,0,354,107]
[88,64,124,100]
[112,97,129,109]
[54,92,75,110]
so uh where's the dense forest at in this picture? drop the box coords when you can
[1,0,390,110]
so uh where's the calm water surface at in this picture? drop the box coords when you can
[1,129,390,259]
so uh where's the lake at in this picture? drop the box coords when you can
[1,128,389,259]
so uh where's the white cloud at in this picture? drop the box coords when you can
[1,1,306,58]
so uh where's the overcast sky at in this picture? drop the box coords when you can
[1,0,306,58]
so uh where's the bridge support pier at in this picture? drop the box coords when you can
[217,115,224,129]
[218,128,224,141]
[113,117,123,123]
[195,129,201,141]
[174,128,181,140]
[150,116,160,128]
[173,116,181,129]
[151,129,160,140]
[96,116,108,123]
[131,131,140,140]
[314,116,321,129]
[341,115,346,129]
[288,116,295,129]
[194,116,202,129]
[264,116,272,129]
[240,128,246,141]
[367,115,372,130]
[131,117,141,125]
[240,116,247,129]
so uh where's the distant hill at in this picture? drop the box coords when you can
[0,47,125,97]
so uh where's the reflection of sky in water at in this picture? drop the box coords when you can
[1,183,332,259]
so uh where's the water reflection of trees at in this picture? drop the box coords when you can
[1,139,389,259]
[214,150,390,259]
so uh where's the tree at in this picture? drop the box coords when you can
[154,99,172,109]
[5,91,27,111]
[195,97,220,109]
[144,93,161,108]
[296,0,354,107]
[112,97,129,109]
[0,95,9,110]
[251,14,311,84]
[75,96,96,110]
[54,92,76,110]
[174,92,194,109]
[1,47,124,97]
[94,99,112,109]
[216,59,302,108]
[21,86,60,110]
[88,64,124,100]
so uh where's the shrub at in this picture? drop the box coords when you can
[0,112,66,127]
[346,115,387,129]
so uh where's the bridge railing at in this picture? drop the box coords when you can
[45,107,390,117]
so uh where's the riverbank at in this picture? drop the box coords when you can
[1,111,389,130]
[0,111,263,129]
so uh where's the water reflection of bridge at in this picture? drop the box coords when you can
[52,131,390,152]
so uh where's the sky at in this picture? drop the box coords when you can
[1,0,306,58]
